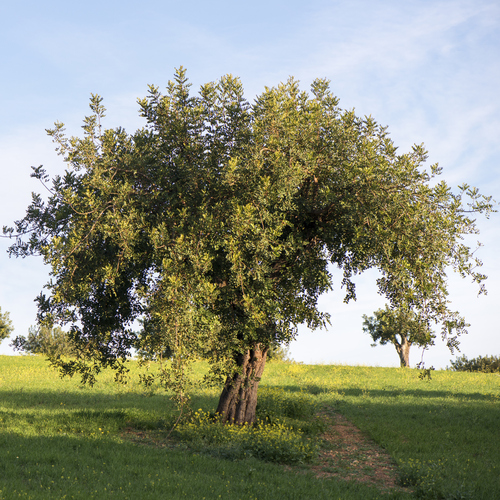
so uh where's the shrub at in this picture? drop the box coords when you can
[173,409,318,464]
[448,354,500,373]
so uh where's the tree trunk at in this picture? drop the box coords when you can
[394,336,411,367]
[216,345,268,425]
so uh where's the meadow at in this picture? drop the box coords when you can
[0,356,498,499]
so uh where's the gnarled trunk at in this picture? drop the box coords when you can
[216,345,268,424]
[394,335,411,367]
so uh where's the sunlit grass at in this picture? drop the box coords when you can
[1,355,499,499]
[265,363,500,499]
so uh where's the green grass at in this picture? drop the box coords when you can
[266,363,500,499]
[0,356,499,499]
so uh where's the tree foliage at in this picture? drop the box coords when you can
[267,344,293,363]
[3,68,494,422]
[362,305,436,367]
[0,307,14,343]
[448,354,500,373]
[11,325,76,357]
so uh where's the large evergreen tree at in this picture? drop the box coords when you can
[4,68,494,423]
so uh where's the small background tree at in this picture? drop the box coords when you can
[11,325,76,357]
[362,305,436,367]
[267,344,293,363]
[0,307,14,344]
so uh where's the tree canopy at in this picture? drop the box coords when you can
[4,68,494,423]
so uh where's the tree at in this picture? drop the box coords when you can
[3,68,494,423]
[0,307,14,344]
[11,325,76,357]
[362,305,436,367]
[448,354,500,373]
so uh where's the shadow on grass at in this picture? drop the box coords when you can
[0,431,400,500]
[0,387,221,436]
[1,384,498,498]
[278,384,497,402]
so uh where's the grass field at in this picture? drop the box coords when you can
[0,356,498,499]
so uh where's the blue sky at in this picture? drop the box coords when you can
[1,0,499,368]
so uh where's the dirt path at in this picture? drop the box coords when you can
[310,407,407,493]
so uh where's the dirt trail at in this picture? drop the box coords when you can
[311,407,407,493]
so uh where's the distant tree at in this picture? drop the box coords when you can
[448,354,500,373]
[0,307,14,344]
[3,68,494,423]
[362,305,436,367]
[11,325,76,357]
[267,344,293,363]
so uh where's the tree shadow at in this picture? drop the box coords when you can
[277,385,496,402]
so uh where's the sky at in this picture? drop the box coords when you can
[1,0,499,369]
